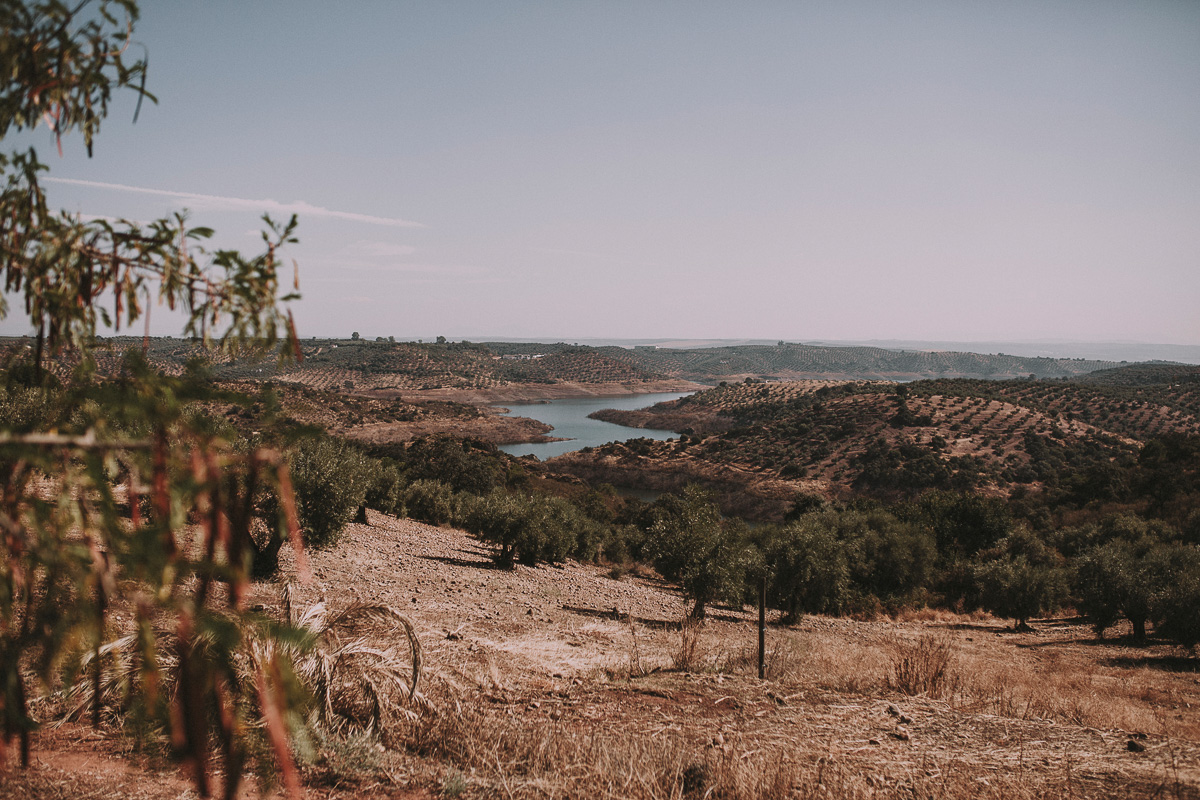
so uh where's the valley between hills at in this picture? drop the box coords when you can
[4,336,1200,799]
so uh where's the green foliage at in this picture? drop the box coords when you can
[853,438,953,493]
[399,435,505,495]
[1149,543,1200,649]
[0,382,54,432]
[0,369,307,792]
[763,516,851,619]
[0,4,307,794]
[1074,537,1158,639]
[836,510,937,604]
[364,458,404,517]
[460,490,582,568]
[284,436,376,549]
[973,528,1067,627]
[402,479,458,527]
[905,491,1014,561]
[645,487,754,619]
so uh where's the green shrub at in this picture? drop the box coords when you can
[0,383,55,433]
[646,487,755,619]
[286,436,377,548]
[1148,543,1200,649]
[461,490,580,568]
[401,435,505,495]
[764,516,851,619]
[973,528,1067,628]
[403,479,458,527]
[905,490,1014,561]
[365,458,404,516]
[1074,536,1162,640]
[811,508,937,604]
[522,495,582,566]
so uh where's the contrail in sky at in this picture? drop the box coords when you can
[44,177,425,228]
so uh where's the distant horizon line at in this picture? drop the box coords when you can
[2,333,1199,348]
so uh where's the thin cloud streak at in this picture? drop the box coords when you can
[304,260,488,277]
[44,177,426,228]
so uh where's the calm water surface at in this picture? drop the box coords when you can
[496,392,693,459]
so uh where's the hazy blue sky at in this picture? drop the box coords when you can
[9,1,1200,344]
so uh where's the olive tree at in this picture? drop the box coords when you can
[645,486,753,619]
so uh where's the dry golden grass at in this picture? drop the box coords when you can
[15,516,1200,799]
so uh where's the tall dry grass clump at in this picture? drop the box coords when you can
[672,617,704,672]
[886,632,959,698]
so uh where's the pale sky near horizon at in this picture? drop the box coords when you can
[5,1,1199,345]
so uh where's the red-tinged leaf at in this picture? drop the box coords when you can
[287,310,302,363]
[173,613,211,797]
[274,462,310,583]
[256,659,301,800]
[153,430,175,556]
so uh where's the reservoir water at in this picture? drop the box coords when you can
[495,392,693,459]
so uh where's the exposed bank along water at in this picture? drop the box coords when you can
[495,392,694,460]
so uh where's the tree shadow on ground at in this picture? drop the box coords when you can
[562,604,747,628]
[1104,654,1200,672]
[419,553,507,571]
[562,605,681,629]
[933,622,1009,633]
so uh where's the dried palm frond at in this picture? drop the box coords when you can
[288,600,424,740]
[60,588,425,749]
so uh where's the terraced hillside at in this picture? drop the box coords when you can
[212,380,561,443]
[5,337,1128,393]
[1,337,671,393]
[601,343,1120,381]
[210,340,666,392]
[560,366,1200,508]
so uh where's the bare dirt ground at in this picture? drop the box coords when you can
[4,513,1199,798]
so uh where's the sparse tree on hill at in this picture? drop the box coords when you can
[645,486,752,619]
[974,528,1067,630]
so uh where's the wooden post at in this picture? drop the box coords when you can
[758,574,766,680]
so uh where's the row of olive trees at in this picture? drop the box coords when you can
[269,421,1200,648]
[1074,521,1200,647]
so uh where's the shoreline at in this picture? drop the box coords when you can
[361,379,705,405]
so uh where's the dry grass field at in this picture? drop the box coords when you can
[5,512,1198,799]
